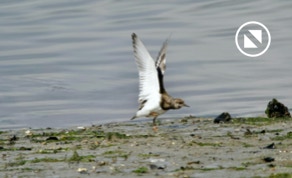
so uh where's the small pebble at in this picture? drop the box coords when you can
[25,130,33,136]
[77,126,86,130]
[77,168,88,174]
[263,157,275,162]
[149,164,165,170]
[46,136,59,141]
[263,143,275,149]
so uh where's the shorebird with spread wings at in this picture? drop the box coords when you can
[131,33,189,126]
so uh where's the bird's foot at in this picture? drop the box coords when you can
[152,117,159,132]
[152,125,158,132]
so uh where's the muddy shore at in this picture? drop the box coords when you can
[0,116,292,178]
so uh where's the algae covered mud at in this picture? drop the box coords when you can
[0,116,292,178]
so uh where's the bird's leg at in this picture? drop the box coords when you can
[153,116,157,126]
[152,116,158,132]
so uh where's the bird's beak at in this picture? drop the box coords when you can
[183,103,190,107]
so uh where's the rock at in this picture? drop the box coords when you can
[263,143,275,149]
[187,161,200,165]
[149,158,167,170]
[25,130,33,136]
[19,147,32,151]
[263,157,275,162]
[149,164,165,170]
[9,135,18,142]
[46,136,59,141]
[9,135,18,144]
[214,112,232,123]
[265,98,291,118]
[77,168,88,174]
[77,126,86,131]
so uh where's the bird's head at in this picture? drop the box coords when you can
[173,98,189,109]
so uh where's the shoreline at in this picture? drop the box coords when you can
[0,116,292,178]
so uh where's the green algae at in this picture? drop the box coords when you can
[268,173,292,178]
[132,166,148,174]
[0,146,32,151]
[232,117,291,126]
[272,132,292,141]
[102,150,130,160]
[67,150,95,162]
[31,157,61,163]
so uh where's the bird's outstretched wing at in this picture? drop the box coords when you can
[132,33,160,104]
[155,38,168,93]
[155,38,168,75]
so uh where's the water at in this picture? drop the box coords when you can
[1,0,292,129]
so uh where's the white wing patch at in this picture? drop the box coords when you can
[131,33,160,104]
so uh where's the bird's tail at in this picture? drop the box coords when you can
[130,115,136,120]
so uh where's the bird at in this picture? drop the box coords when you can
[131,33,189,127]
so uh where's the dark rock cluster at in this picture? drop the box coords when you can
[214,112,232,123]
[265,98,291,118]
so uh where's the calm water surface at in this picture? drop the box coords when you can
[1,0,292,129]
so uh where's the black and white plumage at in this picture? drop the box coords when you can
[131,33,189,125]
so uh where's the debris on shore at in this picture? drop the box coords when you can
[214,112,232,123]
[265,98,291,118]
